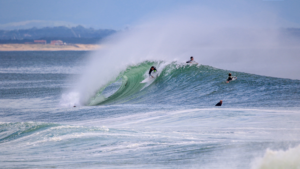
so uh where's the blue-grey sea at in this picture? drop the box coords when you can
[0,51,300,169]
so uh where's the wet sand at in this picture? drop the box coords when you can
[0,44,100,51]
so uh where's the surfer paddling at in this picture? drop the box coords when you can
[215,100,222,106]
[149,66,157,78]
[226,73,236,83]
[186,56,198,65]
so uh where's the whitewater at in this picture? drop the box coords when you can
[0,51,300,169]
[1,2,300,168]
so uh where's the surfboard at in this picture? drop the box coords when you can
[187,61,198,65]
[141,78,150,83]
[226,76,237,83]
[141,72,158,83]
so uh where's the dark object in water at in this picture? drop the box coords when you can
[215,100,222,106]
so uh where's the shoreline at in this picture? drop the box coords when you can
[0,44,100,51]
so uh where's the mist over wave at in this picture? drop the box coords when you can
[251,145,300,169]
[61,1,300,106]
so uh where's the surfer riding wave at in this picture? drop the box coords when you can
[149,66,157,78]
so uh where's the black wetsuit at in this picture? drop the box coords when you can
[227,76,233,81]
[215,101,222,106]
[149,67,157,76]
[186,60,193,63]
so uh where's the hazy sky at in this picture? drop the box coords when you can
[0,0,299,30]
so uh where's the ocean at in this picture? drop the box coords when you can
[0,51,300,169]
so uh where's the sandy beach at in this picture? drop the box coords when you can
[0,44,100,51]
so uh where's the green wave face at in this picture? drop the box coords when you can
[88,61,159,105]
[88,61,228,106]
[88,61,300,107]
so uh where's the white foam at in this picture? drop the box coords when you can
[59,91,81,107]
[251,145,300,169]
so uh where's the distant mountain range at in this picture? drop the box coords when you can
[0,25,116,44]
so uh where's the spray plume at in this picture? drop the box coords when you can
[61,1,300,106]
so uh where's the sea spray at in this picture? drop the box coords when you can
[61,1,300,106]
[251,145,300,169]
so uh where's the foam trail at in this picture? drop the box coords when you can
[251,145,300,169]
[61,1,300,106]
